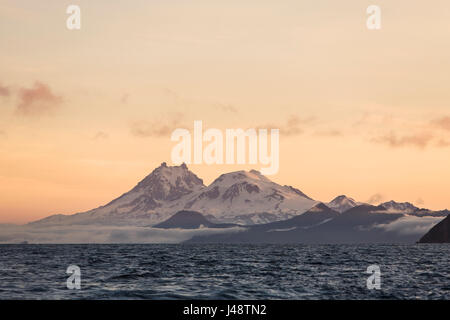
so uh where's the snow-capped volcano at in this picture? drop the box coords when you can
[182,170,317,224]
[32,164,317,226]
[111,162,205,211]
[327,195,360,213]
[32,163,205,226]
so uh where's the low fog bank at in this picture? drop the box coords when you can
[0,224,246,244]
[372,215,442,236]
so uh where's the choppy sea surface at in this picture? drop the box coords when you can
[0,244,448,299]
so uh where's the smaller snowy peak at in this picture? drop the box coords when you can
[380,201,419,214]
[181,169,317,218]
[208,170,311,199]
[327,195,359,213]
[204,170,311,202]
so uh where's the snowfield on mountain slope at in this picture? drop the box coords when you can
[182,170,317,219]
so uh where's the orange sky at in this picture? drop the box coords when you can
[1,0,450,223]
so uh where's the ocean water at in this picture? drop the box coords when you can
[0,244,448,300]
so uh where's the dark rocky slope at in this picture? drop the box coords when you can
[153,210,237,229]
[419,215,450,243]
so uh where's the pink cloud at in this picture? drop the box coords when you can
[431,116,450,131]
[373,131,433,149]
[436,139,450,147]
[16,82,63,116]
[314,129,343,137]
[0,83,10,97]
[120,93,129,104]
[93,131,109,140]
[256,115,315,136]
[130,113,186,138]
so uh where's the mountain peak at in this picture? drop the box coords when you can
[181,168,317,222]
[331,195,355,202]
[327,195,359,213]
[380,200,418,213]
[310,202,332,212]
[132,163,204,201]
[153,161,188,173]
[211,169,271,185]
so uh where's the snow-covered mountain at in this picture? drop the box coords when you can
[31,163,448,228]
[379,200,449,217]
[327,195,361,213]
[32,163,206,226]
[380,200,419,213]
[31,163,317,226]
[326,197,448,217]
[182,170,317,224]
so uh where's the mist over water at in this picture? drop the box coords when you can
[0,244,448,299]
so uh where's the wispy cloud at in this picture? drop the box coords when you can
[436,139,450,147]
[130,113,186,138]
[120,93,129,104]
[313,129,342,137]
[431,116,450,131]
[257,115,315,136]
[215,103,238,113]
[93,131,109,140]
[415,198,425,206]
[367,193,384,205]
[0,83,10,97]
[372,131,433,149]
[361,112,450,149]
[16,81,63,116]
